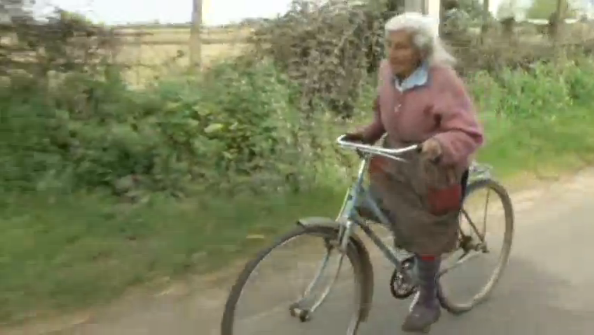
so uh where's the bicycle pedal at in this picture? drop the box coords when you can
[289,303,312,322]
[394,249,414,262]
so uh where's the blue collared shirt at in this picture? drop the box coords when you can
[395,62,429,92]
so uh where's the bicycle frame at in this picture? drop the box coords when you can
[292,137,494,315]
[334,154,416,282]
[333,153,494,282]
[293,152,417,316]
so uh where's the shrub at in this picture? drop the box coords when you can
[144,58,303,193]
[494,62,572,120]
[0,55,352,197]
[252,0,391,118]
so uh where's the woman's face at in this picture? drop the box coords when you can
[386,30,422,79]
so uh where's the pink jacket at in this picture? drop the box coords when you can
[361,59,484,170]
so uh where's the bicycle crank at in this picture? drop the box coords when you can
[389,256,418,299]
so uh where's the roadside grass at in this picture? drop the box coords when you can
[479,106,594,180]
[0,185,345,324]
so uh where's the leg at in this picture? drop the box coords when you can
[460,169,469,202]
[402,255,441,333]
[406,169,470,312]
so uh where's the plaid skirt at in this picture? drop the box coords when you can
[364,138,463,256]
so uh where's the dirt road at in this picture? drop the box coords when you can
[6,168,594,335]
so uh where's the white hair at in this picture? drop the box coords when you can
[384,12,456,66]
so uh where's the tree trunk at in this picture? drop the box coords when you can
[550,0,564,45]
[480,0,490,42]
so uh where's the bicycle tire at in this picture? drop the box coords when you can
[220,224,369,335]
[437,178,514,314]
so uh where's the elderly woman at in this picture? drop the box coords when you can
[344,13,484,333]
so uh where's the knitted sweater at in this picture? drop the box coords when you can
[361,59,484,170]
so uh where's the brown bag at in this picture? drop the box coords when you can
[369,156,389,175]
[427,184,462,216]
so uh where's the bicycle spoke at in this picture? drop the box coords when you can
[482,189,491,237]
[437,179,513,314]
[297,248,334,303]
[461,209,486,245]
[222,225,364,335]
[308,253,346,313]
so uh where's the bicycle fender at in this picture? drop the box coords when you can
[296,217,374,322]
[296,216,343,228]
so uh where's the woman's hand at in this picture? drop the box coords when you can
[421,138,458,185]
[420,138,442,162]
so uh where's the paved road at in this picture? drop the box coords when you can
[6,169,594,335]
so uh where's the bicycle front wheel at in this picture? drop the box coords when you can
[437,178,514,314]
[221,223,370,335]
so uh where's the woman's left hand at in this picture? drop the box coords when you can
[420,138,442,162]
[421,138,457,186]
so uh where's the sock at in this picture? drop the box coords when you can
[415,255,440,307]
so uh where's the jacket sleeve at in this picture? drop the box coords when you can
[431,68,484,166]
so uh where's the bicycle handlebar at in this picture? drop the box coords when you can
[336,135,420,162]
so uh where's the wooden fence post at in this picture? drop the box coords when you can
[135,31,143,85]
[480,0,490,40]
[190,0,203,68]
[552,0,563,46]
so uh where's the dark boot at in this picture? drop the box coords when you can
[401,256,441,333]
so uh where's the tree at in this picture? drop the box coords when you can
[459,0,485,19]
[496,0,518,20]
[480,0,490,38]
[526,0,577,20]
[0,0,32,23]
[443,0,489,21]
[496,0,520,41]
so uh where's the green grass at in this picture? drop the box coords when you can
[0,185,345,324]
[478,106,594,178]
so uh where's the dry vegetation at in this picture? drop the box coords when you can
[113,19,594,86]
[113,26,254,85]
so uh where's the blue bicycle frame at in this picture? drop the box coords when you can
[333,135,494,282]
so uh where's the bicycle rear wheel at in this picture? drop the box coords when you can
[437,178,514,314]
[221,223,370,335]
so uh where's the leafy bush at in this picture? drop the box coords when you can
[144,59,303,193]
[494,62,572,119]
[0,55,356,198]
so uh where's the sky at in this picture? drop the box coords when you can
[35,0,294,26]
[33,0,592,27]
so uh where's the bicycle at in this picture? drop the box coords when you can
[221,135,514,335]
